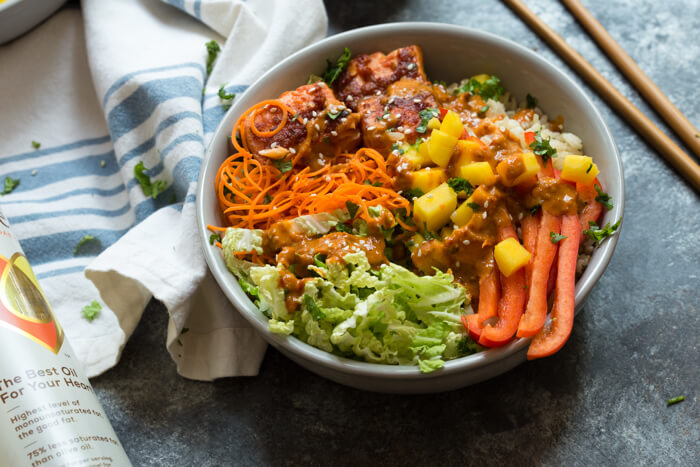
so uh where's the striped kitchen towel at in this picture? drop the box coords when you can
[0,0,327,379]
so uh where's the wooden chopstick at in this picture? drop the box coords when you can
[561,0,700,159]
[503,0,700,192]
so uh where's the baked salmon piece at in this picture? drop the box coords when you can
[335,45,428,111]
[358,78,438,154]
[244,82,361,168]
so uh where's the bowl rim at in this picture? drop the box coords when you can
[196,21,624,380]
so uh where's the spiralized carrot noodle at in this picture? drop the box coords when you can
[214,145,412,231]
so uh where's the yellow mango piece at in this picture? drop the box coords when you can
[403,142,432,169]
[413,183,458,232]
[411,167,447,193]
[561,155,599,185]
[496,152,541,187]
[428,130,458,167]
[440,111,464,138]
[471,74,490,84]
[454,139,483,171]
[427,117,441,130]
[459,161,496,186]
[450,196,476,227]
[494,237,532,277]
[440,226,454,239]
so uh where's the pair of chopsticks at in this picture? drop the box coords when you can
[503,0,700,192]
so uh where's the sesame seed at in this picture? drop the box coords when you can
[100,160,106,167]
[341,117,347,123]
[413,98,421,103]
[367,126,375,131]
[426,194,433,199]
[417,250,422,257]
[407,63,416,70]
[31,169,37,176]
[312,111,317,117]
[270,107,278,113]
[453,225,458,230]
[518,212,524,220]
[315,124,320,131]
[395,114,402,118]
[319,153,324,158]
[331,130,338,136]
[303,118,308,124]
[347,95,354,101]
[463,239,470,245]
[318,82,325,87]
[456,261,461,267]
[375,90,382,95]
[271,142,278,148]
[388,97,395,104]
[484,200,489,208]
[404,129,412,134]
[482,212,487,219]
[289,148,296,154]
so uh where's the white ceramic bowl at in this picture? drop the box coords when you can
[197,23,624,394]
[0,0,66,45]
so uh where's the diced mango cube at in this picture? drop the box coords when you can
[496,152,541,186]
[403,142,432,169]
[454,139,484,171]
[471,74,491,84]
[411,167,447,193]
[561,155,599,185]
[459,161,496,186]
[413,182,458,232]
[427,117,441,130]
[440,226,454,239]
[440,111,464,138]
[450,196,476,227]
[428,130,458,167]
[494,237,532,277]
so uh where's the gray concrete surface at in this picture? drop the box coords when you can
[92,1,700,465]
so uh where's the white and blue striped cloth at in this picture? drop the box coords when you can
[0,0,327,379]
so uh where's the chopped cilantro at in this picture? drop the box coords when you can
[583,218,622,246]
[456,337,482,356]
[326,108,344,120]
[81,300,102,322]
[322,47,351,85]
[1,177,20,195]
[334,222,352,233]
[586,163,593,174]
[447,177,474,196]
[134,161,168,199]
[529,204,542,216]
[32,140,41,149]
[303,294,325,320]
[217,84,235,110]
[307,74,323,84]
[209,233,221,245]
[364,180,382,187]
[272,159,293,173]
[467,202,481,211]
[391,142,405,155]
[181,327,190,334]
[526,93,538,108]
[423,228,438,241]
[205,40,221,76]
[263,194,272,204]
[74,235,99,254]
[458,75,504,101]
[345,200,359,218]
[402,187,424,201]
[594,184,613,210]
[416,108,440,134]
[479,105,489,114]
[528,131,558,165]
[550,231,567,243]
[667,395,685,406]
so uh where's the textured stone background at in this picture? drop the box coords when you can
[91,1,700,465]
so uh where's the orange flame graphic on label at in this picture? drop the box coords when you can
[0,252,63,353]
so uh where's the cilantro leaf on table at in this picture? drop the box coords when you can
[134,161,168,199]
[74,235,100,254]
[218,84,236,110]
[1,177,19,195]
[82,300,102,322]
[205,40,221,76]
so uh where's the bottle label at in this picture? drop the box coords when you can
[0,211,132,466]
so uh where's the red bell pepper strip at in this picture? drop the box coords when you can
[467,266,500,342]
[517,211,560,338]
[521,213,539,288]
[479,222,527,348]
[546,251,558,299]
[527,213,581,359]
[439,107,448,120]
[524,131,536,145]
[577,178,604,240]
